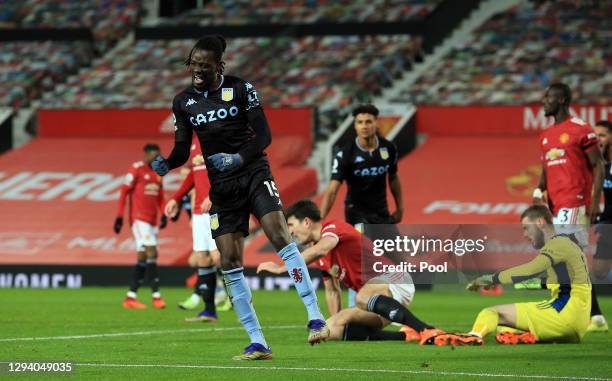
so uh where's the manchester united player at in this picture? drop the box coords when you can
[589,120,612,332]
[534,83,604,237]
[533,83,606,333]
[114,143,168,309]
[150,35,327,360]
[165,143,221,322]
[258,200,443,344]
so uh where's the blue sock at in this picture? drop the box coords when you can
[278,242,324,321]
[222,268,268,348]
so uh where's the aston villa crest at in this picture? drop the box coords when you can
[380,147,389,160]
[221,88,234,102]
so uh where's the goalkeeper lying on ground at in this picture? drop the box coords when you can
[433,205,591,346]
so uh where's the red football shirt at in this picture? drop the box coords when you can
[315,220,377,291]
[116,161,164,225]
[540,117,598,213]
[172,145,211,215]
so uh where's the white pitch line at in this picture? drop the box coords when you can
[0,325,302,343]
[74,363,611,381]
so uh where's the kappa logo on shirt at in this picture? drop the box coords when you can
[354,156,365,163]
[186,98,197,107]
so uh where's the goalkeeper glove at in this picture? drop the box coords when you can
[113,217,123,234]
[151,154,169,176]
[466,274,495,291]
[208,153,243,173]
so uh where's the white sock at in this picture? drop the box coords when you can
[152,292,161,299]
[592,314,607,324]
[468,331,482,338]
[127,291,137,299]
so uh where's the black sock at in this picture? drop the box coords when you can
[146,258,160,294]
[194,269,204,295]
[591,287,603,316]
[367,294,433,332]
[343,323,405,341]
[129,261,146,293]
[198,266,217,313]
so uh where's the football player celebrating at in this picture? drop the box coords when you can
[150,35,327,360]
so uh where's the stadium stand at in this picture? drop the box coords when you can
[0,0,141,46]
[0,41,93,108]
[161,0,441,25]
[397,0,611,105]
[41,35,422,110]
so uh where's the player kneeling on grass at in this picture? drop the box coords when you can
[434,205,591,346]
[258,199,443,344]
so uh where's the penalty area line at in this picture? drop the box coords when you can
[0,325,302,342]
[74,363,611,381]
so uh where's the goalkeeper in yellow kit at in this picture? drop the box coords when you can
[432,205,591,346]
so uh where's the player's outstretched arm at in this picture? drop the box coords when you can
[323,277,342,316]
[302,236,339,265]
[257,261,286,274]
[152,142,190,176]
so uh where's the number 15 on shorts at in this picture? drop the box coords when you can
[263,180,282,205]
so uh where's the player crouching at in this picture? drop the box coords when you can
[434,205,591,346]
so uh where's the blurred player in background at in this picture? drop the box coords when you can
[151,35,327,360]
[320,103,404,305]
[437,205,591,346]
[532,83,606,332]
[114,143,168,309]
[165,143,224,322]
[589,120,612,332]
[258,200,443,344]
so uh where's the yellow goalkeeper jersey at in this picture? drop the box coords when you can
[495,235,591,312]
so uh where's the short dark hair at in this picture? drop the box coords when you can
[184,34,227,72]
[352,104,379,118]
[548,83,572,106]
[520,205,553,224]
[595,120,612,131]
[285,199,321,222]
[143,143,160,153]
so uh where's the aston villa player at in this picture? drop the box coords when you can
[114,143,167,309]
[150,35,327,360]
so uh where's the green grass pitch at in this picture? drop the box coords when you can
[0,286,610,380]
